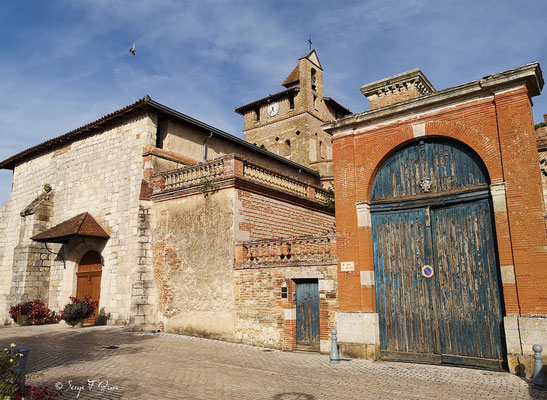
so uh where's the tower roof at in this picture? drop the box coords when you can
[299,49,322,69]
[282,49,322,88]
[282,65,300,88]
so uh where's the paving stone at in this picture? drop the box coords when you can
[0,324,545,399]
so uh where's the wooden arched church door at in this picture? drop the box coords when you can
[371,139,504,369]
[76,250,102,324]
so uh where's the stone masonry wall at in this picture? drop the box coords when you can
[0,200,10,316]
[0,112,157,324]
[151,189,236,339]
[9,191,54,306]
[244,111,334,179]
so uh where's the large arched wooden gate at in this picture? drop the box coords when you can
[371,139,504,369]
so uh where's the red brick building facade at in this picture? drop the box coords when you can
[324,64,546,373]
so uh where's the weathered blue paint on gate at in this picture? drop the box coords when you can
[431,200,503,362]
[371,139,504,368]
[295,279,320,350]
[373,209,438,356]
[372,140,489,201]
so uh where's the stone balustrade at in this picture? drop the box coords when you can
[243,163,307,197]
[235,235,336,267]
[152,155,332,208]
[162,160,225,191]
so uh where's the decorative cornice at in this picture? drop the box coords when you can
[360,69,436,100]
[324,62,544,135]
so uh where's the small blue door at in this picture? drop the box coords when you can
[295,279,320,350]
[371,139,504,369]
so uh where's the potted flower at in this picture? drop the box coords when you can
[9,300,61,326]
[61,296,98,328]
[9,302,32,326]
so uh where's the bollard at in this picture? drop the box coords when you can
[532,344,547,387]
[329,329,340,364]
[11,345,29,393]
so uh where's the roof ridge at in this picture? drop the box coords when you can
[76,212,89,235]
[0,96,151,170]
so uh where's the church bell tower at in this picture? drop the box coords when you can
[235,49,351,185]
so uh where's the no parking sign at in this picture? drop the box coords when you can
[422,265,434,278]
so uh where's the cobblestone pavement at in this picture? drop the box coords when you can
[1,324,546,400]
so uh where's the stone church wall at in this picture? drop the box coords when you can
[0,200,10,316]
[0,112,158,324]
[243,111,334,178]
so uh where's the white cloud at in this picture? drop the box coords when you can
[0,0,546,206]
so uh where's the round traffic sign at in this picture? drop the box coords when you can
[422,265,434,278]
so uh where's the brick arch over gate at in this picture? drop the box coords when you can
[357,120,504,201]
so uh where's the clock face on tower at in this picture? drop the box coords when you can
[267,102,279,117]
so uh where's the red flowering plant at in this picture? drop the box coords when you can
[9,300,61,326]
[61,296,98,326]
[15,384,63,399]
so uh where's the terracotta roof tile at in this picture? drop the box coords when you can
[0,96,150,170]
[282,65,300,87]
[31,212,109,243]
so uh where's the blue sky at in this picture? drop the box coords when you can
[1,0,546,206]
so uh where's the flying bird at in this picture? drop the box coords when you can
[129,44,135,55]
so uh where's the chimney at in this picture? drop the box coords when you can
[361,69,436,110]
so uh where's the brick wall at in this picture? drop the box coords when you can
[537,116,547,229]
[367,86,424,110]
[234,264,338,352]
[236,189,334,240]
[332,86,547,317]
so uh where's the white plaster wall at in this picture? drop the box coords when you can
[0,113,157,323]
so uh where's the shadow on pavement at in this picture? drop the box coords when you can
[0,326,154,375]
[273,393,316,400]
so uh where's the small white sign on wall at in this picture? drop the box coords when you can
[341,261,355,272]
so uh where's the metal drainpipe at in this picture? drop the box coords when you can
[203,132,213,161]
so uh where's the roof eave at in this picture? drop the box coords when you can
[0,96,151,170]
[145,99,320,177]
[234,87,300,114]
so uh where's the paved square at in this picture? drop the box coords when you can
[0,324,545,399]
